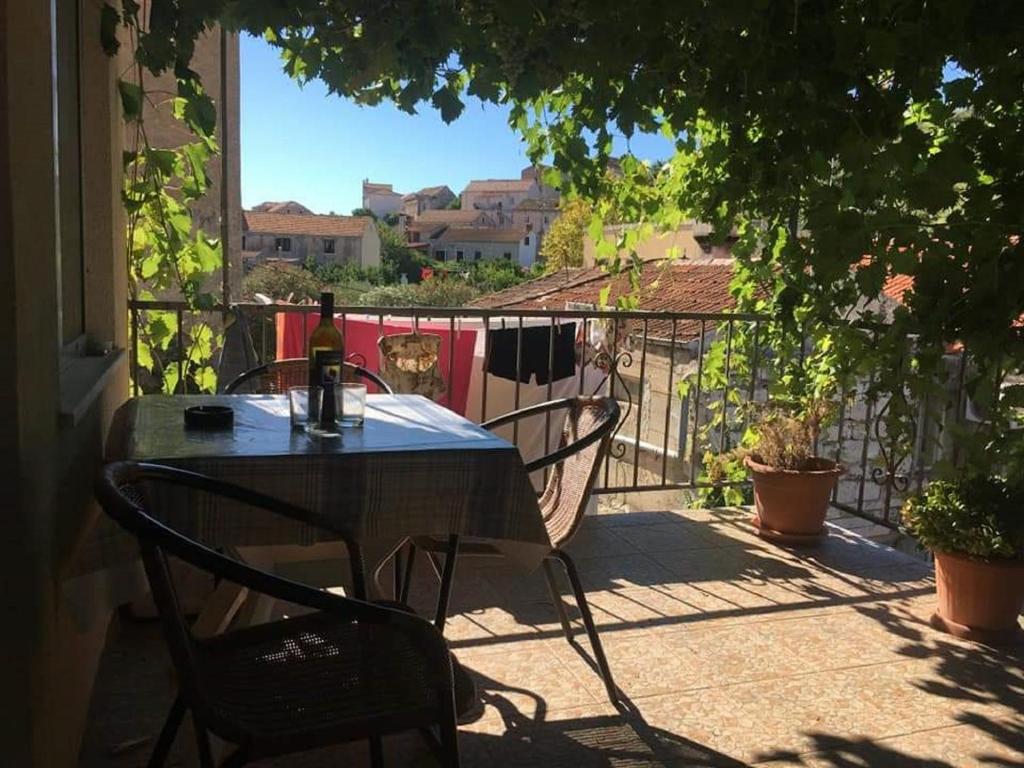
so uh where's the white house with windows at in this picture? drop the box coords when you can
[242,210,381,269]
[429,227,539,267]
[361,180,404,218]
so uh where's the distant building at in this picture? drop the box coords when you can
[401,185,456,218]
[243,210,381,269]
[406,209,496,243]
[250,200,314,215]
[362,180,404,218]
[583,221,736,268]
[512,198,560,246]
[461,167,559,221]
[429,227,539,267]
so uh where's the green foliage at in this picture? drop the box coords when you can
[359,280,479,308]
[902,477,1024,560]
[351,207,376,219]
[378,223,430,283]
[541,199,589,272]
[110,1,223,394]
[431,258,534,293]
[113,0,1024,478]
[243,263,323,302]
[303,256,393,287]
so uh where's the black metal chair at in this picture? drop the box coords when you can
[96,461,459,768]
[398,397,621,706]
[224,358,394,395]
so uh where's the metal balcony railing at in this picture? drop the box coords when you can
[128,299,970,527]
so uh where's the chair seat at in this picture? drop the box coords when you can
[196,611,444,752]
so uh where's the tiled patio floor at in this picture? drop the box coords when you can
[81,507,1024,767]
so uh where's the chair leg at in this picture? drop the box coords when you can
[553,549,619,706]
[147,695,186,768]
[393,547,404,602]
[220,747,249,768]
[433,535,460,632]
[369,735,384,768]
[400,543,417,604]
[192,715,216,768]
[542,558,574,642]
[438,689,461,768]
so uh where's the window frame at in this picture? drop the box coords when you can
[56,0,86,346]
[275,237,292,252]
[323,238,336,254]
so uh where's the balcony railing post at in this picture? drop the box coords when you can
[688,319,707,487]
[660,320,678,486]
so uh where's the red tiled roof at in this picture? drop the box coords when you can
[437,227,528,244]
[250,200,314,215]
[464,179,535,194]
[882,273,915,304]
[473,259,737,341]
[362,182,396,194]
[243,210,373,238]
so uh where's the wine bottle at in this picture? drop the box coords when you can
[307,291,344,424]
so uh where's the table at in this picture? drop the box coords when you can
[107,394,551,585]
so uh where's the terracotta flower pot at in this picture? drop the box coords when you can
[745,455,844,540]
[931,550,1024,644]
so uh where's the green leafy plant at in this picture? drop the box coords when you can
[108,3,224,394]
[379,224,430,283]
[358,280,479,308]
[704,398,837,505]
[744,399,836,471]
[902,476,1024,560]
[243,263,323,302]
[106,0,1024,473]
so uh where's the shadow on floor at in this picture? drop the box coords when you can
[79,616,748,767]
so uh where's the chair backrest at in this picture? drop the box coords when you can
[483,397,619,549]
[224,358,394,395]
[94,461,372,717]
[542,397,619,547]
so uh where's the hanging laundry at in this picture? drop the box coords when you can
[486,323,577,384]
[379,332,447,401]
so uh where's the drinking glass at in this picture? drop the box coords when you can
[310,385,341,438]
[287,386,310,431]
[340,383,366,427]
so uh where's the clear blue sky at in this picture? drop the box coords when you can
[240,34,674,215]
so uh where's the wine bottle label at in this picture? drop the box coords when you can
[311,347,342,384]
[314,350,343,427]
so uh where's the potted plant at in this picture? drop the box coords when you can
[704,398,844,540]
[902,474,1024,643]
[737,400,844,541]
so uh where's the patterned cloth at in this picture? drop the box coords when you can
[98,394,550,568]
[378,332,447,401]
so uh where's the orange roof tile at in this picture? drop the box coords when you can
[473,259,737,341]
[464,179,535,194]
